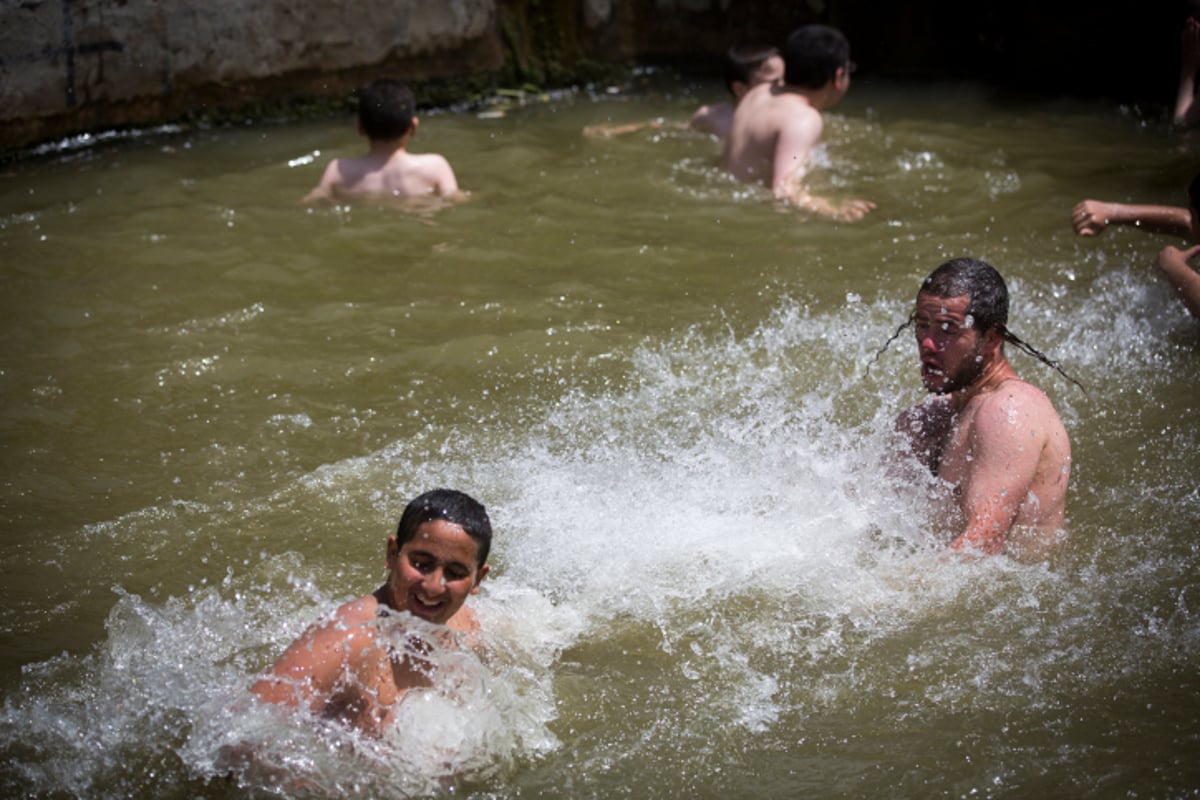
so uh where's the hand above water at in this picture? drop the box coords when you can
[1071,199,1113,236]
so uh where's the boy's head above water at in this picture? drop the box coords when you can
[357,78,417,141]
[395,488,492,569]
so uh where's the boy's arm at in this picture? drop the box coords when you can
[771,116,875,222]
[1156,244,1200,318]
[430,155,461,198]
[770,114,822,203]
[1072,200,1192,238]
[250,602,373,711]
[300,160,342,205]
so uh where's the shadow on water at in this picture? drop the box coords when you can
[1,79,1199,797]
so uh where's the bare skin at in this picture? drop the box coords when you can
[896,294,1071,556]
[1176,16,1200,126]
[1156,244,1200,318]
[1071,199,1192,238]
[250,519,488,736]
[1072,196,1200,319]
[583,54,784,142]
[722,67,874,221]
[302,118,461,204]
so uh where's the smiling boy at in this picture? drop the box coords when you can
[250,488,491,735]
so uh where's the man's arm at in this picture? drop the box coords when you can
[951,391,1046,555]
[1071,199,1192,238]
[1156,244,1200,318]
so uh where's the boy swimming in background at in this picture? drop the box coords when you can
[302,79,462,203]
[583,44,784,140]
[723,25,874,221]
[249,488,492,736]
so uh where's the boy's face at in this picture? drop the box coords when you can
[753,55,785,88]
[386,519,488,625]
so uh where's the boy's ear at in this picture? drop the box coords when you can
[385,535,399,567]
[471,563,490,594]
[410,116,419,133]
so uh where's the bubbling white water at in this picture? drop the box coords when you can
[2,269,1198,796]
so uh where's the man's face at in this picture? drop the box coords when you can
[913,293,985,394]
[386,519,488,625]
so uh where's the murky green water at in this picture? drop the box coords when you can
[2,75,1199,797]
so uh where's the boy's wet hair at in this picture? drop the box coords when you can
[357,79,416,141]
[782,24,850,89]
[723,43,780,94]
[871,257,1084,391]
[396,488,492,567]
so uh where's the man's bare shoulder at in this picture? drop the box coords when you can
[967,378,1066,446]
[974,378,1059,419]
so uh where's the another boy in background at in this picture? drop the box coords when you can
[583,44,783,141]
[303,79,461,203]
[723,24,874,222]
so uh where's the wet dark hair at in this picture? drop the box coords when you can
[396,488,492,568]
[871,257,1084,390]
[723,44,780,95]
[782,24,850,89]
[357,79,416,141]
[921,257,1008,334]
[1187,170,1200,211]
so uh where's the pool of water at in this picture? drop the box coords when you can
[2,74,1199,797]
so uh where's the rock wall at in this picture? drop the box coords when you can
[0,0,505,152]
[0,0,1184,154]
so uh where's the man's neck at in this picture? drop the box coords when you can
[950,357,1018,412]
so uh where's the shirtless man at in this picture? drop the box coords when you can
[302,79,461,203]
[250,488,491,735]
[894,259,1073,556]
[722,24,874,222]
